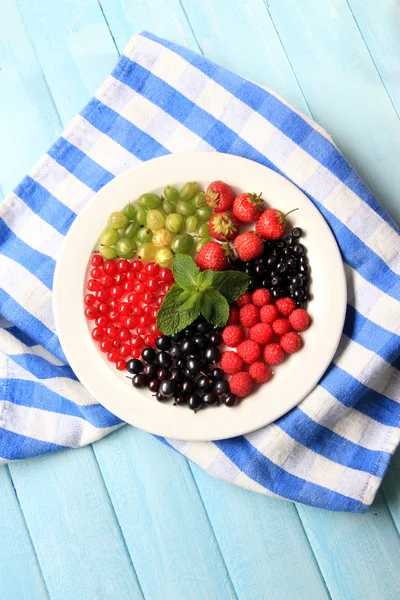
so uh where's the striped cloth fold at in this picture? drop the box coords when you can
[1,32,399,512]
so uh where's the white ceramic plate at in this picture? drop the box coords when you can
[53,152,346,441]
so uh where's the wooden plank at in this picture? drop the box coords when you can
[181,0,311,115]
[0,0,62,196]
[0,466,49,600]
[347,0,400,116]
[382,449,400,535]
[265,0,400,224]
[8,447,144,600]
[99,0,200,54]
[189,463,329,600]
[93,427,238,600]
[297,492,400,600]
[17,0,119,124]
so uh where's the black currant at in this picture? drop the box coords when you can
[142,348,156,363]
[188,394,203,411]
[169,344,183,360]
[204,346,221,364]
[160,379,176,397]
[202,392,219,406]
[211,367,224,380]
[196,376,213,391]
[155,335,171,350]
[132,374,146,388]
[155,391,169,402]
[147,379,160,393]
[292,227,302,238]
[157,351,172,368]
[209,332,222,346]
[126,359,142,374]
[143,363,158,378]
[181,340,199,355]
[174,394,187,405]
[224,393,238,407]
[182,380,196,395]
[193,334,209,350]
[170,368,185,382]
[157,367,170,381]
[214,380,230,396]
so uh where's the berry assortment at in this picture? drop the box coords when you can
[84,179,313,411]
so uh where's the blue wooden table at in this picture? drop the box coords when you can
[1,1,400,598]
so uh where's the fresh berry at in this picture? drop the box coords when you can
[272,318,293,336]
[263,343,285,365]
[195,241,229,271]
[232,193,264,223]
[289,309,311,332]
[248,362,272,384]
[226,305,240,325]
[237,340,261,364]
[206,181,235,212]
[221,351,244,374]
[256,208,297,240]
[222,325,245,347]
[275,297,296,317]
[280,332,302,354]
[229,372,253,398]
[260,304,279,324]
[234,231,264,262]
[249,322,273,345]
[209,212,240,241]
[236,291,252,307]
[252,288,272,307]
[239,304,260,328]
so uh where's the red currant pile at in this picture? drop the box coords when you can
[84,254,174,371]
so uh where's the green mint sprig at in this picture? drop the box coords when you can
[156,254,249,336]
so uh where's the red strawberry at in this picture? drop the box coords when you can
[206,181,235,213]
[256,208,298,240]
[234,231,264,262]
[209,212,240,241]
[233,193,264,223]
[195,241,229,271]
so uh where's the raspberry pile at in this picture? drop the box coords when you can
[220,288,311,397]
[84,254,173,371]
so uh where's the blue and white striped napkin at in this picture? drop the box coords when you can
[1,32,399,512]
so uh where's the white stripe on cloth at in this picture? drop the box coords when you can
[0,328,64,366]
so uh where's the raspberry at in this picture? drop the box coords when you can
[226,305,240,325]
[222,325,245,347]
[260,304,279,324]
[221,351,244,375]
[280,332,302,354]
[236,291,252,307]
[229,372,253,398]
[252,288,272,307]
[249,362,272,384]
[263,343,285,365]
[275,297,296,317]
[289,309,311,332]
[249,322,273,345]
[272,318,293,336]
[237,340,261,364]
[239,304,260,328]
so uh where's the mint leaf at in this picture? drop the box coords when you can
[156,284,200,335]
[197,270,214,290]
[212,271,249,303]
[179,290,200,310]
[199,289,229,327]
[172,254,200,291]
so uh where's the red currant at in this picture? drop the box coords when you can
[107,351,119,363]
[90,267,103,280]
[131,348,141,359]
[113,340,122,349]
[100,274,113,289]
[106,325,118,339]
[159,268,173,282]
[150,324,162,336]
[118,329,131,342]
[136,326,146,335]
[131,260,143,272]
[87,279,101,292]
[109,310,119,322]
[96,315,109,328]
[119,344,131,358]
[146,277,158,290]
[136,272,147,282]
[132,305,143,317]
[131,335,144,349]
[114,273,126,285]
[134,282,146,294]
[85,307,98,320]
[116,259,129,273]
[145,262,160,276]
[144,334,156,347]
[127,292,141,305]
[119,302,132,316]
[109,299,120,310]
[116,359,126,371]
[111,285,123,299]
[143,305,153,316]
[124,315,138,330]
[100,339,112,353]
[91,254,104,267]
[96,289,110,302]
[98,303,109,315]
[152,309,158,320]
[163,282,173,294]
[85,294,97,306]
[91,327,105,340]
[103,260,118,275]
[139,315,151,326]
[123,281,135,293]
[126,271,136,281]
[142,292,155,304]
[156,296,164,307]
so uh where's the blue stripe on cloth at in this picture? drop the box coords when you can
[0,220,55,289]
[14,176,76,236]
[215,436,368,512]
[0,428,65,460]
[277,408,390,477]
[111,57,400,297]
[3,326,36,347]
[321,364,400,427]
[8,354,78,381]
[5,379,122,428]
[344,306,400,362]
[0,290,65,363]
[47,139,114,191]
[82,98,169,161]
[142,32,397,230]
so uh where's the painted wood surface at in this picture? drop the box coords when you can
[1,1,399,599]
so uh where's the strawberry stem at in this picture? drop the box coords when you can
[284,208,299,219]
